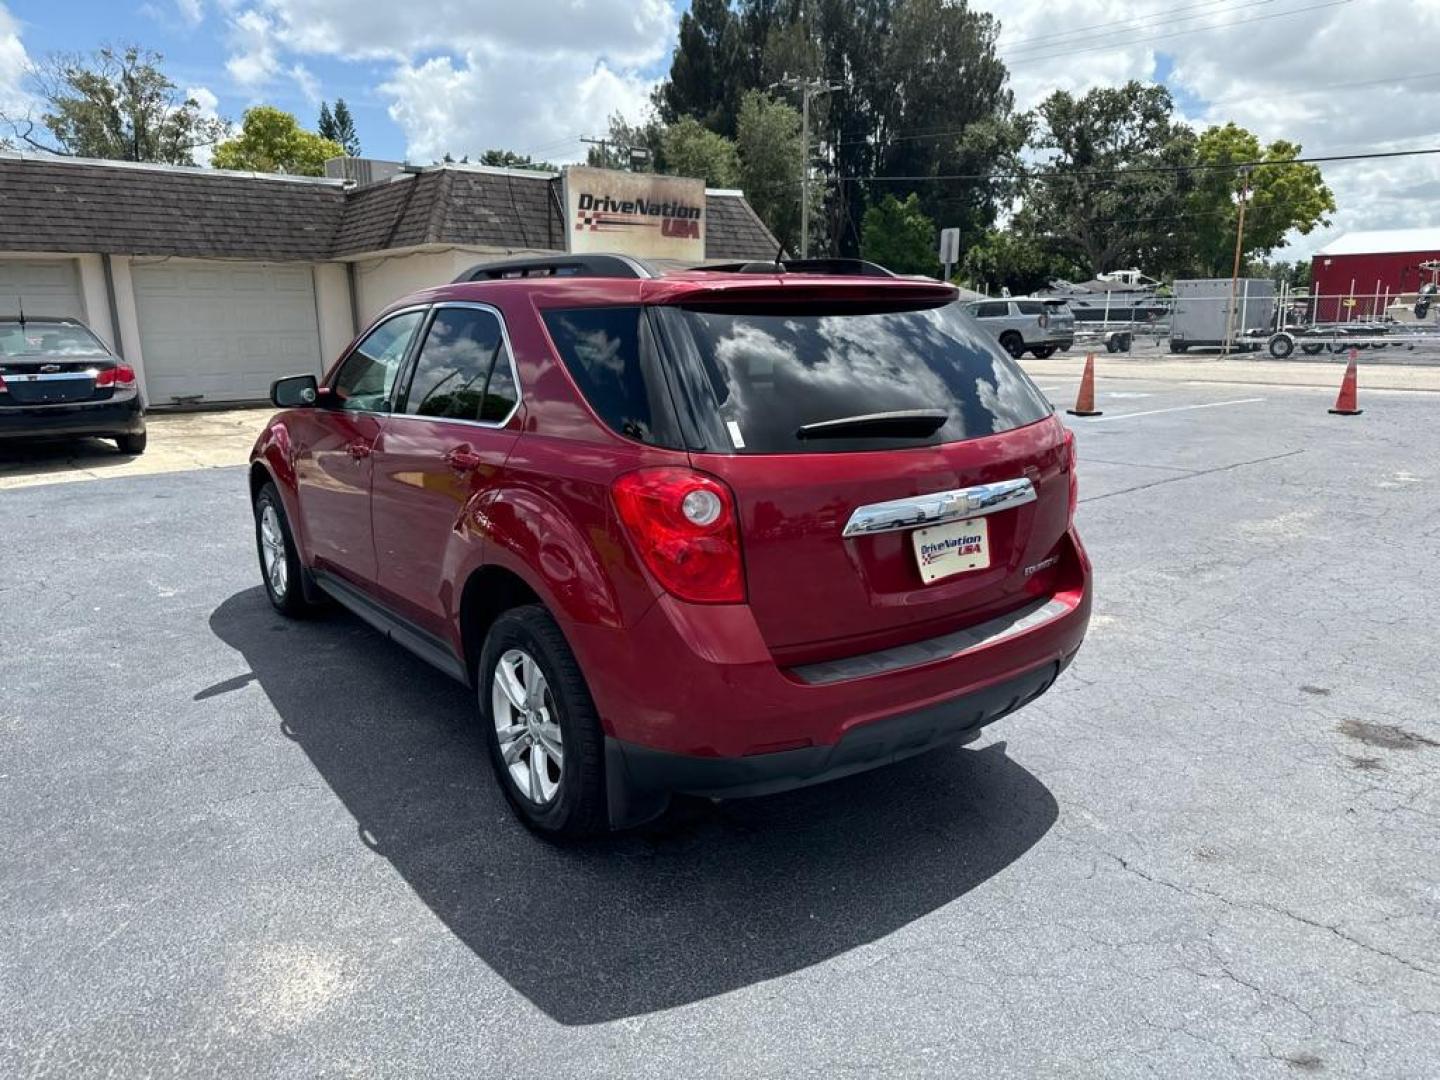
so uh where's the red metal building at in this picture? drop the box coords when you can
[1310,227,1440,321]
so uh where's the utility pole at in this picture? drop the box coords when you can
[1223,167,1251,355]
[580,137,613,169]
[770,74,842,258]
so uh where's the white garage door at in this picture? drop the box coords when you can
[0,259,85,321]
[133,261,323,404]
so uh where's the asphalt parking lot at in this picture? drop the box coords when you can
[3,370,1438,1078]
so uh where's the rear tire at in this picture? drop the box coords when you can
[115,431,147,454]
[253,482,317,618]
[479,604,608,839]
[999,332,1025,359]
[1301,342,1324,355]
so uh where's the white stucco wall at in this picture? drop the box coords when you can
[351,245,561,326]
[313,262,355,371]
[75,255,116,350]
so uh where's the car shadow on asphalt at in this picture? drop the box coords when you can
[208,587,1058,1026]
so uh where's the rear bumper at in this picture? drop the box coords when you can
[605,654,1070,825]
[0,395,144,440]
[570,527,1091,824]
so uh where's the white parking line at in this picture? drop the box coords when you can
[1075,398,1266,422]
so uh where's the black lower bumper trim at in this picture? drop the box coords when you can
[604,656,1070,828]
[0,397,144,440]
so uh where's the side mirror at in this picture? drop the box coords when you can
[271,374,319,408]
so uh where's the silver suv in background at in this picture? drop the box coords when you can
[966,298,1075,358]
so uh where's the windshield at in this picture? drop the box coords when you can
[0,321,109,359]
[657,301,1052,454]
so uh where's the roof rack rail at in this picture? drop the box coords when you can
[452,253,653,282]
[702,258,897,278]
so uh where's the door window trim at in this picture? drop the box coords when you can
[387,300,524,431]
[328,304,432,416]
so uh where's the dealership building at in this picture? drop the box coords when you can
[0,153,779,406]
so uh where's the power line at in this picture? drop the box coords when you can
[997,0,1274,49]
[1004,0,1351,67]
[1000,0,1285,59]
[738,145,1440,196]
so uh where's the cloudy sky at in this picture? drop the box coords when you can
[1,0,1436,258]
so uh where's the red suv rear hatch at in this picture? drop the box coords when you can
[649,289,1068,664]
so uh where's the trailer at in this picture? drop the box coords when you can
[1168,278,1276,352]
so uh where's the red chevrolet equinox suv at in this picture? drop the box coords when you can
[250,254,1091,837]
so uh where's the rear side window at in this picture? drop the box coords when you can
[1016,301,1045,315]
[401,306,518,423]
[542,307,684,448]
[656,302,1051,454]
[973,302,1008,318]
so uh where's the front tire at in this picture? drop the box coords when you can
[479,605,608,839]
[253,482,316,617]
[1030,345,1057,358]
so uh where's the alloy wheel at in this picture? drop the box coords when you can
[491,648,564,804]
[259,504,288,598]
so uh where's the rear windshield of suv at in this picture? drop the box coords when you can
[544,301,1050,454]
[658,302,1052,454]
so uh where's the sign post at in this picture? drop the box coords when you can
[939,227,960,281]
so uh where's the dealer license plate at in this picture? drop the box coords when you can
[912,517,991,583]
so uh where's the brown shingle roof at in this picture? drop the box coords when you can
[0,157,346,260]
[0,155,780,262]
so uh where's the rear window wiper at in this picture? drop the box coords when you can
[796,409,949,440]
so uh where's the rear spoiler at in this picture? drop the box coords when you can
[643,276,958,309]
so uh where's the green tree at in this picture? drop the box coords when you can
[1184,123,1334,276]
[655,0,1015,256]
[961,229,1086,295]
[317,101,337,143]
[478,148,558,171]
[860,192,937,276]
[656,0,747,137]
[661,117,739,187]
[331,99,361,156]
[735,90,814,253]
[0,45,227,164]
[212,106,343,176]
[1014,81,1196,277]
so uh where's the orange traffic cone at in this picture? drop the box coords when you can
[1329,350,1363,416]
[1067,353,1103,417]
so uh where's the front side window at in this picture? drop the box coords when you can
[332,310,424,412]
[401,306,518,423]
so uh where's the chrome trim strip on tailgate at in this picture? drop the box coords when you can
[841,477,1036,538]
[789,597,1072,686]
[2,370,100,382]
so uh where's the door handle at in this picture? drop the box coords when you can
[347,440,373,461]
[444,446,483,472]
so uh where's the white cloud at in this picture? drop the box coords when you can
[0,2,31,117]
[226,9,281,87]
[975,0,1440,259]
[289,62,319,106]
[224,0,674,161]
[176,0,204,26]
[383,52,655,163]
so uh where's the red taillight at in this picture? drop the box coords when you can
[1064,428,1078,523]
[611,467,745,605]
[96,363,136,389]
[0,373,7,394]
